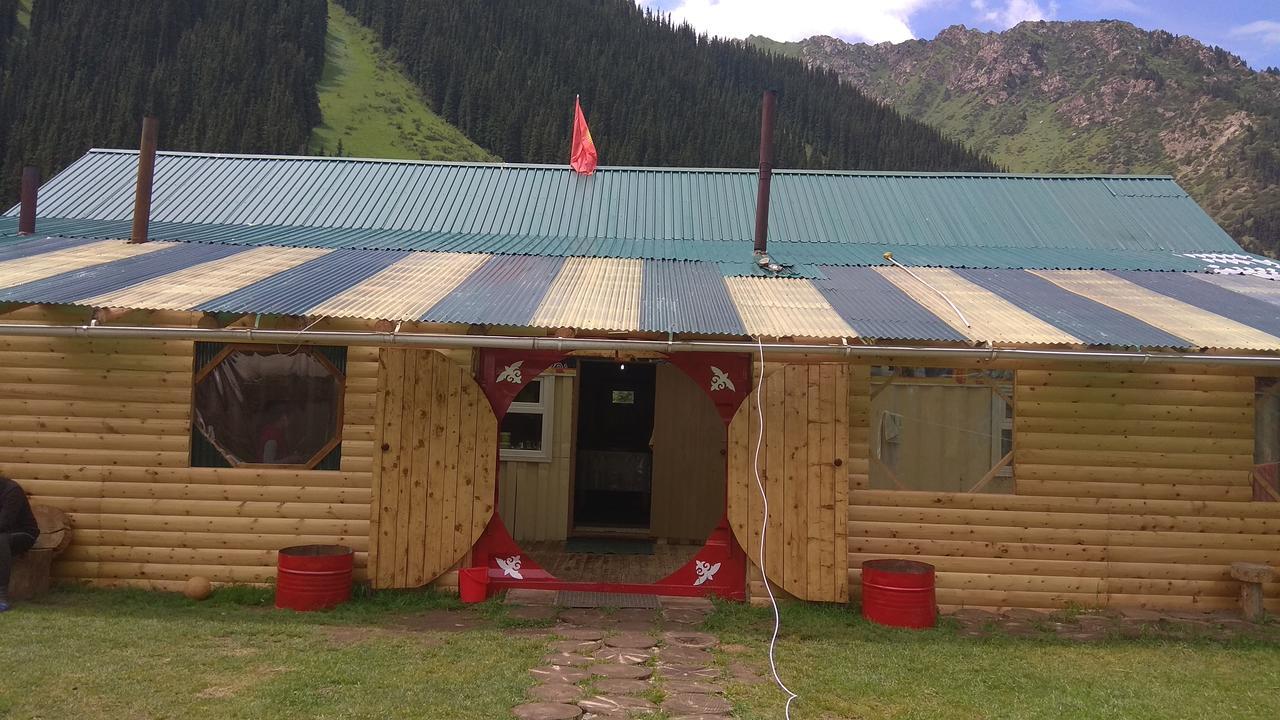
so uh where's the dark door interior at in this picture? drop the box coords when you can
[574,361,656,530]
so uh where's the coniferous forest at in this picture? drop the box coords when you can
[0,0,326,200]
[0,0,999,205]
[336,0,996,172]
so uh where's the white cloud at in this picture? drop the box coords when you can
[971,0,1057,28]
[638,0,932,44]
[1232,20,1280,47]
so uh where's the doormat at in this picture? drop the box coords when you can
[556,590,660,609]
[565,538,655,555]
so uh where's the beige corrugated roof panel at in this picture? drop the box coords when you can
[307,251,489,321]
[0,239,173,289]
[531,257,643,332]
[725,276,856,339]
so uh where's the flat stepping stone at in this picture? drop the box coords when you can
[530,667,590,684]
[604,632,657,649]
[663,609,709,624]
[948,608,999,624]
[594,646,651,664]
[613,608,660,623]
[556,628,607,641]
[668,715,732,720]
[579,695,657,715]
[529,684,584,703]
[662,680,723,694]
[656,664,720,680]
[512,702,583,719]
[592,664,653,680]
[551,639,601,654]
[510,606,561,621]
[543,653,593,667]
[560,609,612,625]
[663,631,718,649]
[660,596,714,610]
[614,620,663,632]
[662,694,732,715]
[659,647,714,664]
[594,678,652,695]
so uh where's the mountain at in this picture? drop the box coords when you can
[335,0,996,171]
[751,21,1280,256]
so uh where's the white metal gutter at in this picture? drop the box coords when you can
[1,322,1279,368]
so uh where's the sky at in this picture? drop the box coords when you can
[637,0,1280,70]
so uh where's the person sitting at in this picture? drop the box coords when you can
[0,475,40,612]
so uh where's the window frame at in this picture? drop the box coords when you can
[500,375,555,463]
[191,343,347,470]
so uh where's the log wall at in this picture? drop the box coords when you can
[0,336,377,591]
[849,365,1280,611]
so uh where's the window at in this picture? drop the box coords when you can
[500,375,554,462]
[870,367,1014,494]
[192,344,346,469]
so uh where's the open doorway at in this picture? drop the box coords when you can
[573,360,656,532]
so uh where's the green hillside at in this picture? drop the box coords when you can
[311,2,494,161]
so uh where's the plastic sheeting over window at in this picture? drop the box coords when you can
[192,345,346,469]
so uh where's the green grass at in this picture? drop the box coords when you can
[7,587,1280,719]
[310,1,495,162]
[0,585,541,719]
[709,600,1280,720]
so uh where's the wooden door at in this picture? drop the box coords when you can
[370,349,498,588]
[727,363,852,601]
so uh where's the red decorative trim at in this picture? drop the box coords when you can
[666,352,753,426]
[467,350,753,600]
[477,349,567,420]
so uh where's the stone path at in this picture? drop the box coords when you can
[512,596,734,719]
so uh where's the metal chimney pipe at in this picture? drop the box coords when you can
[17,166,39,236]
[130,116,159,244]
[753,89,777,257]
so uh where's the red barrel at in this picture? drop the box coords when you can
[458,566,490,604]
[276,544,354,611]
[861,559,936,629]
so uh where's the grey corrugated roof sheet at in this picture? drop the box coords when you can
[813,266,967,341]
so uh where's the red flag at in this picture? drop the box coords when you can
[570,96,598,175]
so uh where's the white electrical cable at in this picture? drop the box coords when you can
[753,335,799,719]
[884,253,971,328]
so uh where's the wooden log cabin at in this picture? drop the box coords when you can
[2,148,1280,611]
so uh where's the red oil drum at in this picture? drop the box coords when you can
[861,559,936,629]
[276,544,354,611]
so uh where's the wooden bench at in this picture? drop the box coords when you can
[8,505,72,601]
[1230,562,1275,622]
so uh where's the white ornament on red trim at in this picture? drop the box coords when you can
[710,366,735,392]
[497,361,524,384]
[497,554,524,580]
[693,560,721,586]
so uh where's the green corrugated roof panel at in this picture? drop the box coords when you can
[3,150,1245,260]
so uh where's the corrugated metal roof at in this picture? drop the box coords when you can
[531,257,644,331]
[725,277,856,339]
[0,216,1254,272]
[1195,273,1280,307]
[3,150,1244,260]
[813,266,967,342]
[954,268,1191,348]
[640,260,744,335]
[0,235,98,262]
[1033,270,1280,350]
[0,242,244,305]
[83,246,329,311]
[0,240,174,295]
[306,252,489,321]
[197,248,407,315]
[1111,270,1280,340]
[422,255,565,326]
[874,267,1081,344]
